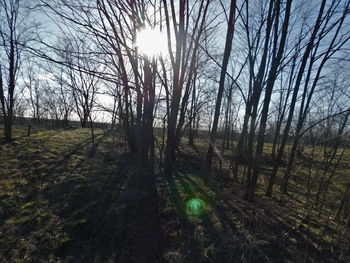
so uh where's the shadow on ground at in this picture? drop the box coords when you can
[1,129,349,262]
[160,148,347,262]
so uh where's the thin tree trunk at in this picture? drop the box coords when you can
[335,183,350,222]
[222,82,234,153]
[246,0,292,201]
[280,0,349,194]
[164,0,186,176]
[266,0,327,197]
[206,0,236,168]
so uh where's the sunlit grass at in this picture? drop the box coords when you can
[0,127,122,262]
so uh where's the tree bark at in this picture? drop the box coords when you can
[206,0,236,169]
[266,0,327,197]
[246,0,292,201]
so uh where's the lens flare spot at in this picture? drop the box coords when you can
[186,198,205,216]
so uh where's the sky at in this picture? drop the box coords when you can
[3,0,350,128]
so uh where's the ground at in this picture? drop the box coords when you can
[0,127,349,262]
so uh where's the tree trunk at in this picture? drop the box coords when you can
[188,78,196,146]
[266,0,327,197]
[4,116,12,140]
[335,183,350,222]
[164,0,186,176]
[246,0,292,201]
[206,0,236,169]
[221,82,234,153]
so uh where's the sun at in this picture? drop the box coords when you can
[135,27,168,58]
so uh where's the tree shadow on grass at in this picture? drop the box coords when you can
[164,171,258,262]
[220,179,346,262]
[42,140,135,263]
[44,139,163,262]
[164,158,343,262]
[178,145,349,262]
[164,174,213,262]
[177,173,241,262]
[0,132,139,263]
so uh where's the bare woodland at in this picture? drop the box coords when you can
[1,0,350,262]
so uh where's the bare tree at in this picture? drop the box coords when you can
[60,38,101,128]
[162,0,215,175]
[206,0,236,169]
[244,0,293,201]
[43,68,74,127]
[23,61,45,123]
[267,0,350,196]
[0,0,36,140]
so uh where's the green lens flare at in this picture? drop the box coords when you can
[186,198,205,216]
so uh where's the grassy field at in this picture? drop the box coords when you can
[1,127,350,262]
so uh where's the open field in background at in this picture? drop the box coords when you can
[180,136,350,191]
[1,127,350,262]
